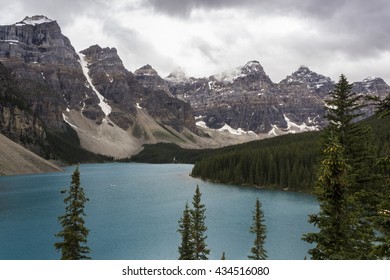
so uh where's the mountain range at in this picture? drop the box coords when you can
[1,15,389,165]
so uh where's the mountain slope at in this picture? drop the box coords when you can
[0,16,201,159]
[0,133,61,175]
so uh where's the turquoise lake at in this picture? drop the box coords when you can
[0,163,319,260]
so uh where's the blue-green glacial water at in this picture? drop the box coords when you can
[0,163,318,260]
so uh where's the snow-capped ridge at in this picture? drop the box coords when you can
[363,76,380,83]
[212,60,265,83]
[241,60,264,74]
[16,15,54,26]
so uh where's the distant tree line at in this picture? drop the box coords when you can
[191,110,390,194]
[191,132,320,192]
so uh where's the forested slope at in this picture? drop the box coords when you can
[190,116,390,192]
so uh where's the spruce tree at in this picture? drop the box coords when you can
[319,74,376,258]
[248,198,267,260]
[191,185,210,260]
[178,202,195,260]
[303,136,354,259]
[324,75,375,184]
[55,167,90,260]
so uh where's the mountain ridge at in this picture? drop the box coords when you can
[1,15,389,164]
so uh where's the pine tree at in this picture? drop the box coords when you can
[55,167,90,260]
[221,251,226,260]
[178,202,195,260]
[191,185,210,260]
[248,198,267,260]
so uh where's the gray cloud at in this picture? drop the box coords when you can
[102,19,175,74]
[1,0,389,82]
[144,0,390,57]
[0,0,109,28]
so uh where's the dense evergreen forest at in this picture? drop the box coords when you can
[189,116,390,192]
[130,114,390,192]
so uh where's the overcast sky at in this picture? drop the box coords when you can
[1,0,390,83]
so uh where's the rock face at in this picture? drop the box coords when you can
[0,62,46,155]
[167,61,324,133]
[134,64,172,96]
[279,66,335,97]
[0,15,99,132]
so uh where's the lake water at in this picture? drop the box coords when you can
[0,163,319,260]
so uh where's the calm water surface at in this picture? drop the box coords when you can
[0,163,318,260]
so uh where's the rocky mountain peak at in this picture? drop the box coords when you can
[165,67,189,84]
[281,65,334,95]
[134,64,158,76]
[15,15,54,26]
[241,60,264,74]
[212,60,269,83]
[352,76,390,95]
[81,44,106,55]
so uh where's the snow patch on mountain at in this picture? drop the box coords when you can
[268,125,279,136]
[78,53,112,117]
[196,121,256,136]
[196,121,208,128]
[284,114,318,133]
[218,124,256,135]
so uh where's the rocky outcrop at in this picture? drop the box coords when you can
[134,64,172,96]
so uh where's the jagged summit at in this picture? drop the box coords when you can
[165,67,190,83]
[353,76,390,94]
[15,15,54,26]
[213,60,269,83]
[241,60,264,74]
[281,65,334,95]
[134,64,159,76]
